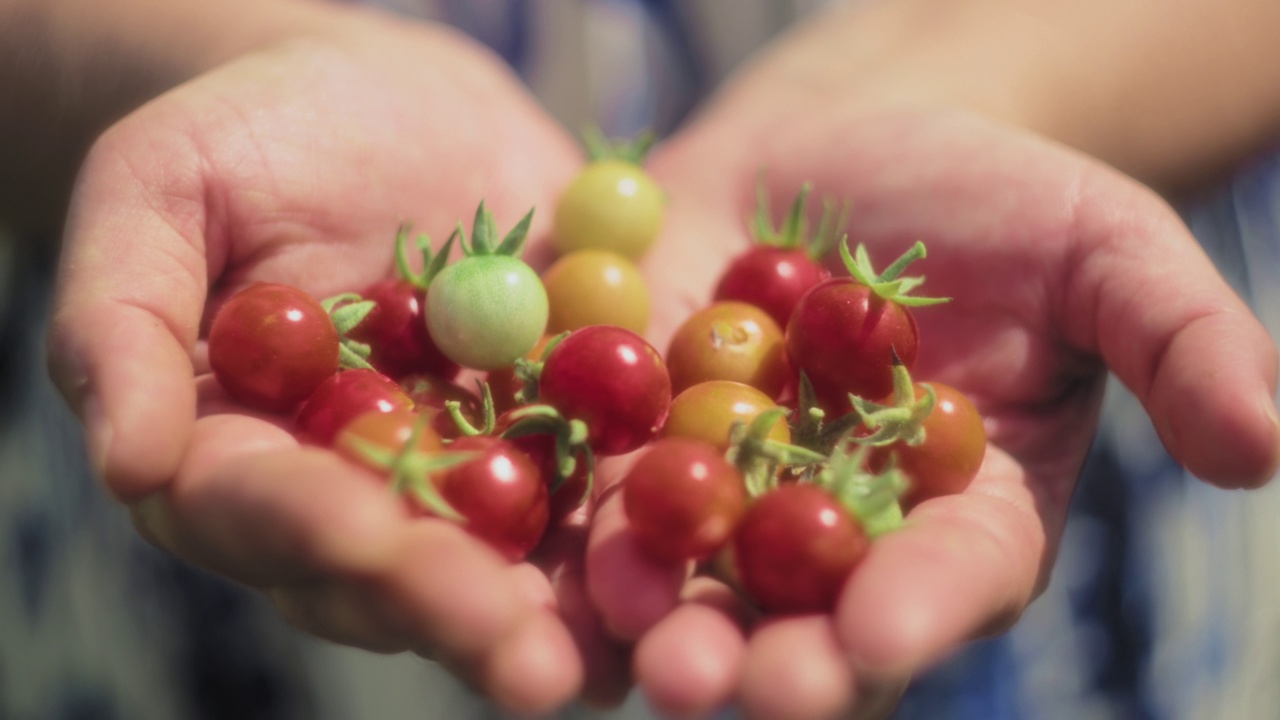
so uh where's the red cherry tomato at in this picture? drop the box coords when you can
[208,282,339,413]
[714,247,831,330]
[785,278,919,413]
[348,279,460,381]
[733,483,869,614]
[623,437,747,562]
[537,325,672,456]
[665,301,790,398]
[430,436,550,562]
[500,428,592,526]
[873,382,986,509]
[295,369,414,446]
[399,373,483,439]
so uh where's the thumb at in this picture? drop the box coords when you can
[48,119,207,501]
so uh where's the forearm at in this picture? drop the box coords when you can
[0,0,362,235]
[738,0,1280,197]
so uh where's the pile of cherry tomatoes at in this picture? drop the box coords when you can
[206,134,987,617]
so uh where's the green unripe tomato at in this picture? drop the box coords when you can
[553,159,664,260]
[426,255,549,370]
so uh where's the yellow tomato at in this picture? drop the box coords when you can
[541,249,650,335]
[661,380,790,450]
[553,160,664,260]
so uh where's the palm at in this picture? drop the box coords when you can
[50,23,626,713]
[592,108,1277,718]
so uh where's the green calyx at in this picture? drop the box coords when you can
[840,239,950,307]
[319,292,376,371]
[788,372,867,458]
[500,407,595,502]
[727,407,829,497]
[583,126,656,165]
[341,416,475,523]
[815,440,906,537]
[510,331,569,405]
[442,380,498,437]
[456,200,535,258]
[442,381,595,506]
[751,179,848,260]
[849,357,934,448]
[393,222,458,291]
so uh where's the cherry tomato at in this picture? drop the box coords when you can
[431,436,550,562]
[785,278,919,413]
[426,253,548,371]
[713,247,831,330]
[538,325,672,456]
[208,282,339,413]
[662,380,790,450]
[553,159,664,260]
[500,425,592,526]
[334,407,442,473]
[399,373,483,439]
[732,483,869,614]
[486,334,555,415]
[623,437,747,562]
[541,249,650,335]
[295,369,414,446]
[872,382,986,509]
[348,279,460,381]
[665,301,789,397]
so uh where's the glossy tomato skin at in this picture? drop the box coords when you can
[399,373,482,438]
[426,255,549,371]
[714,247,831,330]
[873,382,986,509]
[295,369,414,446]
[662,380,790,450]
[553,160,664,260]
[430,436,550,562]
[542,249,650,335]
[349,279,460,381]
[666,301,789,397]
[537,325,672,456]
[623,437,747,562]
[334,407,443,474]
[501,428,592,525]
[208,282,339,413]
[785,278,919,413]
[733,483,869,615]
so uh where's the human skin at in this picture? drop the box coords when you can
[586,1,1280,718]
[9,0,1280,717]
[26,6,637,714]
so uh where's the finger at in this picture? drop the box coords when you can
[48,123,208,501]
[835,449,1046,678]
[586,477,689,641]
[269,579,413,654]
[738,615,856,720]
[144,413,408,587]
[477,609,585,716]
[1069,176,1280,487]
[634,578,750,719]
[537,519,634,708]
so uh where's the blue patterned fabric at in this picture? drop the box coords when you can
[4,3,1280,719]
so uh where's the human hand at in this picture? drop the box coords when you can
[46,15,630,714]
[586,63,1280,720]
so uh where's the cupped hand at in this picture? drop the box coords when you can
[46,15,630,714]
[588,56,1280,720]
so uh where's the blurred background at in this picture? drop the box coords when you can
[3,1,1279,718]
